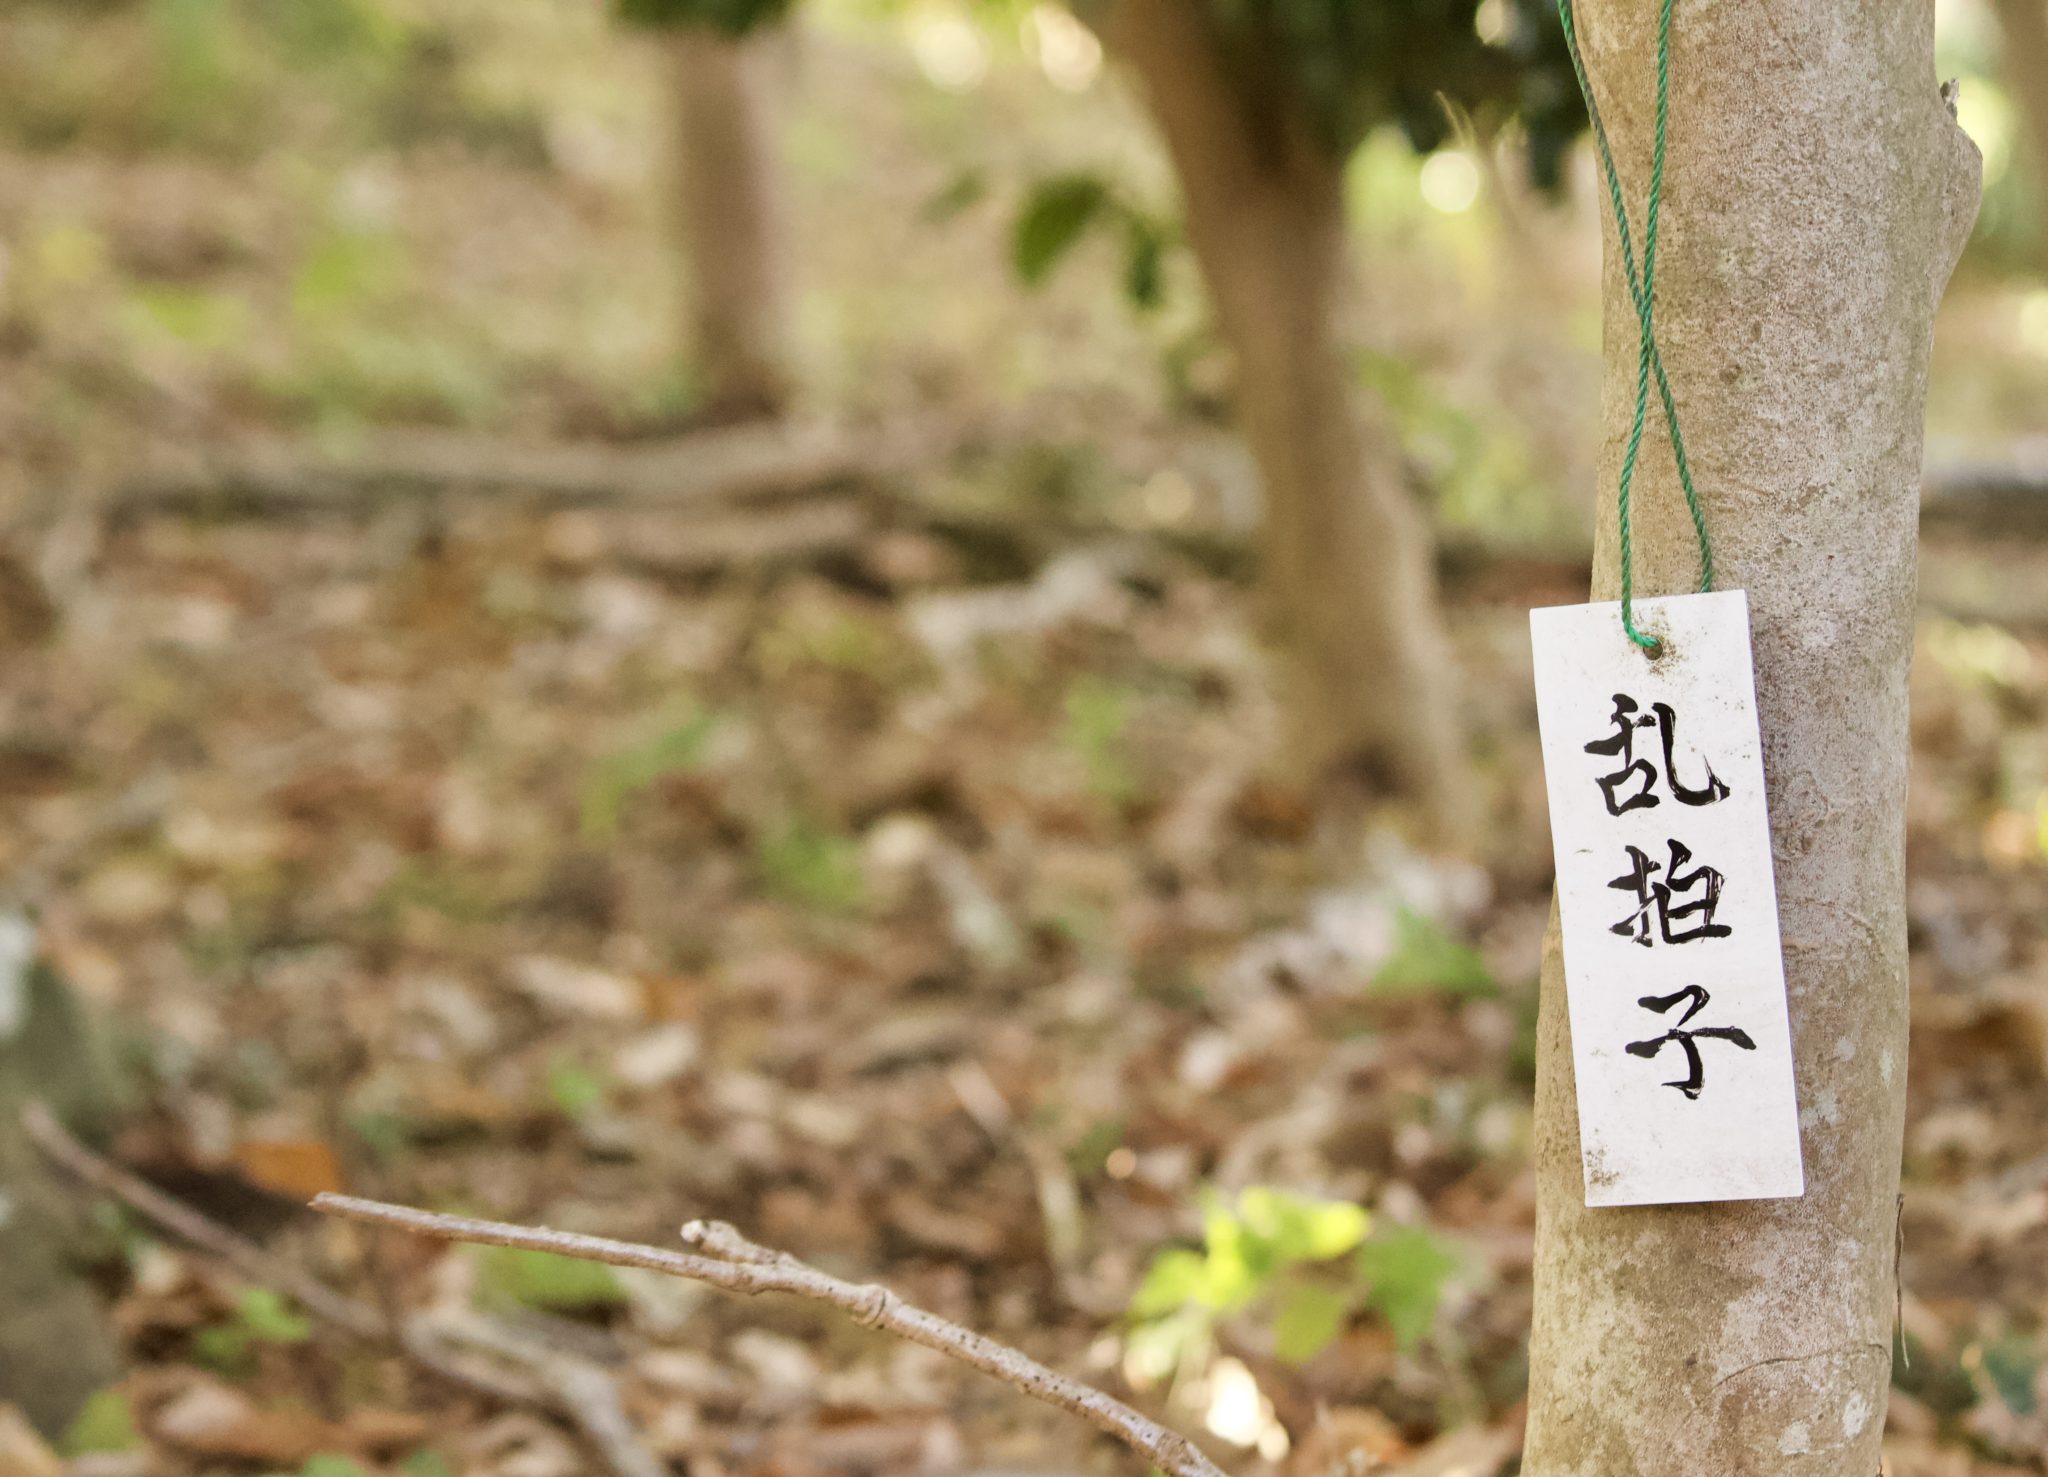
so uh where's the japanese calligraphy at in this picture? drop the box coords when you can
[1583,693,1732,815]
[1625,986,1757,1099]
[1532,590,1803,1206]
[1607,838,1731,947]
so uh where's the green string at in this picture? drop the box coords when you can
[1556,0,1713,650]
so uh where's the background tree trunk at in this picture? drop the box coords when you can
[0,919,124,1434]
[667,26,798,422]
[1522,4,1979,1473]
[1099,0,1468,833]
[1990,0,2048,270]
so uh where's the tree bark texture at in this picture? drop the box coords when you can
[1523,4,1980,1474]
[667,27,798,422]
[1099,0,1468,832]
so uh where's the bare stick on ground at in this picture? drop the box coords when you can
[312,1192,1232,1477]
[23,1104,664,1477]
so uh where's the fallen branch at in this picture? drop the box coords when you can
[312,1193,1231,1477]
[24,1104,664,1477]
[98,416,965,525]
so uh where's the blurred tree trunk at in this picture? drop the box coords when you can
[1991,0,2048,263]
[1522,3,1979,1473]
[1098,0,1468,832]
[0,917,123,1434]
[667,26,797,422]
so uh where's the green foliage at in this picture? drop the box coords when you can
[1356,350,1560,545]
[1011,172,1176,313]
[614,0,794,37]
[546,1055,608,1120]
[293,226,407,321]
[1061,675,1139,804]
[299,1458,371,1477]
[1979,1334,2042,1418]
[1127,1188,1370,1378]
[0,0,421,156]
[1012,173,1108,284]
[121,283,254,354]
[476,1245,629,1313]
[1374,909,1496,998]
[1355,1223,1463,1351]
[61,1388,141,1458]
[193,1286,315,1373]
[1129,1190,1467,1378]
[1272,1281,1350,1364]
[1203,0,1584,182]
[757,816,865,913]
[580,708,722,840]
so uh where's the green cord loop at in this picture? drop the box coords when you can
[1556,0,1713,650]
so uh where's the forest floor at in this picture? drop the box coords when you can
[2,3,2047,1476]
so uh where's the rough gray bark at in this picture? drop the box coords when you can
[1098,0,1469,832]
[1523,4,1980,1474]
[667,26,798,421]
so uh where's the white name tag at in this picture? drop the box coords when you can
[1531,590,1804,1207]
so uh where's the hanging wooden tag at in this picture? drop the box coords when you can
[1530,590,1804,1207]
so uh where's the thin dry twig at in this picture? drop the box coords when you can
[23,1103,664,1477]
[313,1192,1232,1477]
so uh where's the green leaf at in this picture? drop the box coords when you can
[1374,909,1496,998]
[1238,1187,1370,1263]
[1122,1305,1209,1386]
[1272,1283,1348,1365]
[236,1286,314,1344]
[580,708,720,840]
[757,816,864,915]
[292,228,404,320]
[547,1057,606,1120]
[615,0,794,34]
[1012,174,1110,286]
[1129,1247,1210,1319]
[1122,215,1166,311]
[1356,1225,1462,1352]
[476,1245,628,1313]
[300,1457,371,1477]
[401,1452,458,1477]
[1062,675,1137,803]
[1981,1335,2041,1416]
[922,169,987,224]
[61,1389,140,1458]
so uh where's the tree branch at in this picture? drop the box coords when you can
[312,1193,1232,1477]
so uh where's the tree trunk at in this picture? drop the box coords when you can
[1523,4,1979,1473]
[0,920,124,1434]
[1098,0,1468,833]
[667,26,797,422]
[1991,0,2048,266]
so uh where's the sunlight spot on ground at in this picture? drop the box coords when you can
[1197,1357,1289,1457]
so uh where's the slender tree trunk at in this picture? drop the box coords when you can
[1523,4,1979,1473]
[0,925,124,1433]
[1099,0,1468,832]
[667,26,797,422]
[1991,0,2048,267]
